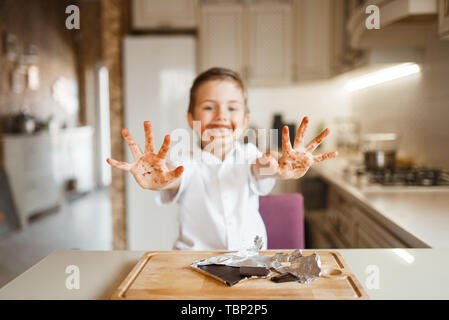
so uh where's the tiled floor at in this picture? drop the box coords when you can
[0,188,112,288]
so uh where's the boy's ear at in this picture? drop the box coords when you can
[187,112,194,130]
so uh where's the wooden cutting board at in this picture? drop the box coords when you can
[110,251,369,300]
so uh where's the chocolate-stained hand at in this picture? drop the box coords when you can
[257,117,337,180]
[106,121,184,190]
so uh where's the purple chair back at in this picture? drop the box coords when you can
[259,194,305,249]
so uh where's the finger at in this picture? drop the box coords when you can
[293,116,309,149]
[267,150,280,161]
[306,128,330,152]
[258,154,279,177]
[144,121,154,154]
[157,135,170,159]
[164,165,184,181]
[314,151,338,163]
[258,153,274,167]
[106,158,133,171]
[282,126,292,153]
[122,128,143,160]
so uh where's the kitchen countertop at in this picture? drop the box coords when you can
[312,158,449,248]
[1,249,449,300]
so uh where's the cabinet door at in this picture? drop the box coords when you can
[294,0,332,81]
[439,0,449,39]
[199,3,244,74]
[132,0,197,30]
[247,3,293,85]
[354,208,408,249]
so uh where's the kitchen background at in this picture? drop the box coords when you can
[1,0,449,288]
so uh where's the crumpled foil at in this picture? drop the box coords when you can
[271,250,322,284]
[190,236,321,285]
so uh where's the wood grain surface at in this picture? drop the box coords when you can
[111,250,369,300]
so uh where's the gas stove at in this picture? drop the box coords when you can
[357,167,449,187]
[342,166,449,192]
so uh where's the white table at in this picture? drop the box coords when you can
[0,249,448,299]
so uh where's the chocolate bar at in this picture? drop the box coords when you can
[197,264,269,286]
[270,272,300,283]
[239,266,270,277]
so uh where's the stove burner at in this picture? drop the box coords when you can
[357,167,449,187]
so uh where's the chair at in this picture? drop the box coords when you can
[259,194,305,249]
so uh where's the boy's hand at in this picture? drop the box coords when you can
[107,121,184,190]
[253,117,337,180]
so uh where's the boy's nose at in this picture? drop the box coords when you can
[215,106,229,120]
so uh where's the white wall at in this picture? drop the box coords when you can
[247,79,352,194]
[247,78,352,153]
[246,23,449,173]
[350,24,449,169]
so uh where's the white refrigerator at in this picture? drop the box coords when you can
[123,36,197,250]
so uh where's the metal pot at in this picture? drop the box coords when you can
[13,112,36,134]
[362,133,398,171]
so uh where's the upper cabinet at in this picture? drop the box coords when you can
[199,1,293,86]
[132,0,198,30]
[199,3,244,75]
[439,0,449,39]
[246,3,293,85]
[131,0,349,84]
[294,0,336,81]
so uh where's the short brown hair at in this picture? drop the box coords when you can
[188,67,248,115]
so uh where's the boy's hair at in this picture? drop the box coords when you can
[188,67,249,114]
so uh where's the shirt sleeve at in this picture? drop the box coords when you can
[155,160,191,206]
[245,143,276,196]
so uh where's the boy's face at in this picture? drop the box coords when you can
[188,80,249,144]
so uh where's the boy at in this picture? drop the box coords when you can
[107,67,337,250]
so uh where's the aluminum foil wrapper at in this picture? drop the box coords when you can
[271,250,322,284]
[190,236,322,286]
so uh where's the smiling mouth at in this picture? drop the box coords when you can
[206,124,233,130]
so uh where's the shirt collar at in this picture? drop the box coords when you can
[193,140,242,165]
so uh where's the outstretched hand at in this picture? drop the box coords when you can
[106,121,184,190]
[254,117,338,180]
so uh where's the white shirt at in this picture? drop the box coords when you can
[156,141,275,251]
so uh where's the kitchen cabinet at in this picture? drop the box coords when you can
[3,133,61,228]
[294,0,349,81]
[247,2,292,85]
[199,1,293,85]
[352,206,408,248]
[132,0,198,30]
[199,3,244,74]
[294,0,332,81]
[2,127,95,228]
[439,0,449,39]
[199,0,347,84]
[307,184,410,249]
[57,127,95,194]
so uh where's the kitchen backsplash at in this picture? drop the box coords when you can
[350,24,449,169]
[247,79,351,152]
[248,23,449,170]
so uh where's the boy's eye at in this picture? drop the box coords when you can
[228,106,238,112]
[204,105,214,110]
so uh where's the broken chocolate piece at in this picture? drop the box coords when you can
[270,272,300,283]
[239,266,269,277]
[197,264,269,286]
[197,264,247,286]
